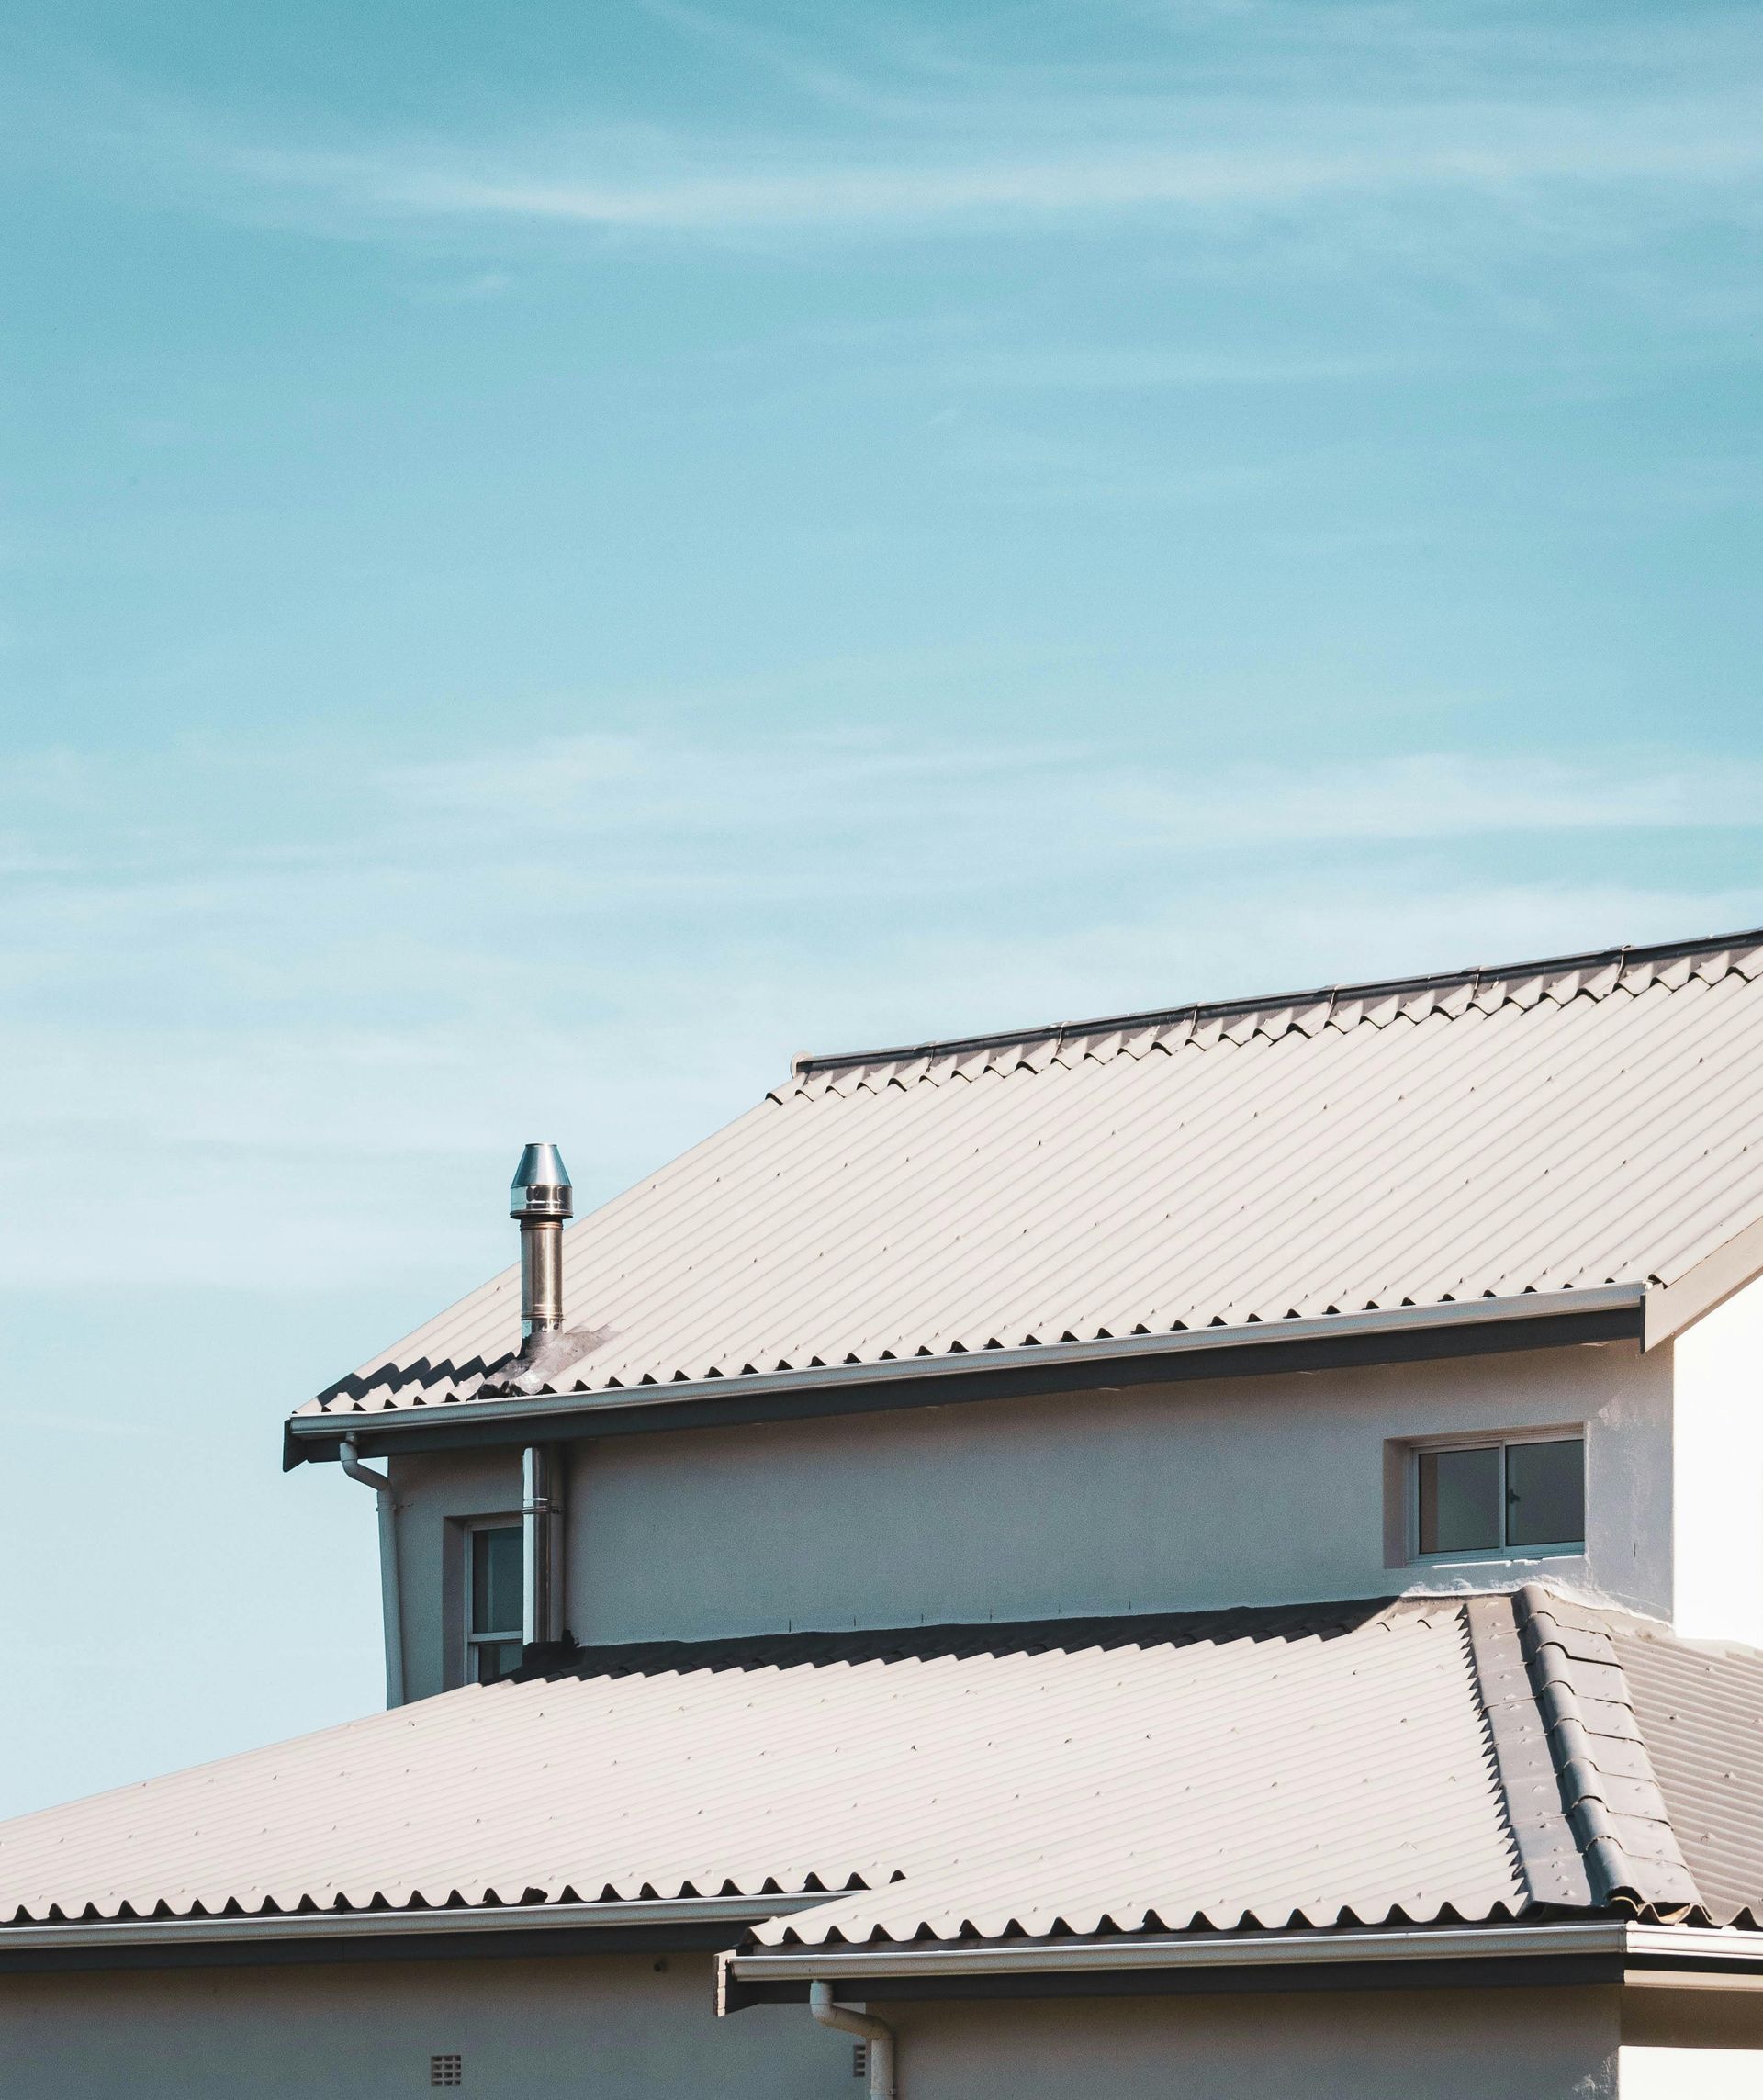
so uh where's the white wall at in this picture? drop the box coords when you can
[1623,1967,1763,2087]
[1670,1275,1763,1645]
[0,1962,1620,2100]
[560,1339,1670,1646]
[1623,2049,1763,2096]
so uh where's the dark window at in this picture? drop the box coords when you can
[430,2055,463,2087]
[467,1524,522,1683]
[1419,1445,1501,1554]
[1506,1438,1585,1549]
[1418,1438,1583,1557]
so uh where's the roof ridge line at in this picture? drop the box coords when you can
[789,924,1763,1079]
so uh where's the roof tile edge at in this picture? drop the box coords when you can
[784,926,1763,1095]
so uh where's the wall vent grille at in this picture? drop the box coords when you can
[430,2054,463,2087]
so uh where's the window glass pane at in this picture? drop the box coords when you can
[470,1525,522,1635]
[1505,1438,1584,1549]
[474,1638,523,1685]
[1419,1445,1501,1555]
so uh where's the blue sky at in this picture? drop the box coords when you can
[4,0,1763,1814]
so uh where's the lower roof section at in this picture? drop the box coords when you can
[4,1589,1760,1974]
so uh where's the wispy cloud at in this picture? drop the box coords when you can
[17,0,1763,256]
[399,731,1763,848]
[238,113,1763,238]
[5,724,1761,1285]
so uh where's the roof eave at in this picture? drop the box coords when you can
[0,1893,828,1974]
[286,1285,1647,1467]
[720,1919,1763,2008]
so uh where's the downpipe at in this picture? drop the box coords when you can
[810,1981,896,2099]
[340,1435,407,1709]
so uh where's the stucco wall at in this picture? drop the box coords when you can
[1670,1275,1763,1645]
[1622,2049,1763,2096]
[381,1337,1677,1694]
[879,1985,1619,2100]
[1621,1977,1763,2093]
[388,1445,522,1701]
[0,1961,1620,2100]
[561,1339,1670,1647]
[0,1953,832,2100]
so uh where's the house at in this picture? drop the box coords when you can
[8,926,1763,2095]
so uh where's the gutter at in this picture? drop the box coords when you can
[288,1286,1645,1466]
[722,1921,1763,2005]
[0,1893,826,1970]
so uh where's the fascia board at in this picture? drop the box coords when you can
[288,1285,1646,1463]
[1643,1212,1763,1349]
[725,1920,1763,1991]
[723,1921,1629,1987]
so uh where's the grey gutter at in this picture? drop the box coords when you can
[723,1920,1763,1996]
[287,1286,1646,1466]
[0,1893,825,1964]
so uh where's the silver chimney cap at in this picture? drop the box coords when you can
[510,1142,573,1220]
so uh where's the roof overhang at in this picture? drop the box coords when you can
[0,1893,827,1975]
[286,1285,1646,1467]
[721,1920,1763,2008]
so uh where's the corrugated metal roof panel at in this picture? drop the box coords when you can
[14,1591,1763,1951]
[1614,1624,1763,1926]
[748,1602,1522,1946]
[0,1601,1525,1937]
[306,929,1763,1414]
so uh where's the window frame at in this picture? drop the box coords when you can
[463,1515,524,1685]
[1407,1427,1587,1566]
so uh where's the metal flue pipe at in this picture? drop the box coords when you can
[510,1141,572,1350]
[510,1144,573,1656]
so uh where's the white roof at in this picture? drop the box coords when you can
[0,1604,1521,1937]
[307,930,1763,1415]
[4,1593,1742,1948]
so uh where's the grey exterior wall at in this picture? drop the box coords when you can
[388,1446,522,1702]
[563,1340,1669,1645]
[882,1985,1619,2100]
[0,1954,834,2100]
[386,1337,1673,1696]
[0,1961,1619,2100]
